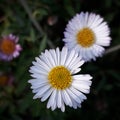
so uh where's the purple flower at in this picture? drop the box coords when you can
[0,34,22,61]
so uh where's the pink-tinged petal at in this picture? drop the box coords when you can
[14,37,19,43]
[16,44,22,51]
[13,51,19,57]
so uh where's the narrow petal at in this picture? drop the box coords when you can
[72,82,90,94]
[57,90,62,108]
[41,88,54,102]
[60,47,68,65]
[65,50,76,67]
[66,89,81,104]
[33,84,50,99]
[70,86,87,100]
[49,49,57,65]
[56,47,60,65]
[47,89,57,109]
[61,90,72,107]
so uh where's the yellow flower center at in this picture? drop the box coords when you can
[0,39,15,55]
[48,66,72,90]
[76,28,95,47]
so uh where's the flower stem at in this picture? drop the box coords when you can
[104,44,120,55]
[19,0,44,36]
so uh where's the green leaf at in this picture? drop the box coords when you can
[39,35,47,52]
[63,0,75,16]
[30,27,36,42]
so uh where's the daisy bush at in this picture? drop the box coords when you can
[0,0,120,120]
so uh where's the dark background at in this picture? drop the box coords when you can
[0,0,120,120]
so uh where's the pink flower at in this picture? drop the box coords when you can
[0,34,22,61]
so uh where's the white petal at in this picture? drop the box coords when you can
[34,58,50,71]
[44,50,56,67]
[28,78,47,84]
[65,50,76,67]
[71,60,84,70]
[41,88,54,102]
[92,44,105,57]
[61,90,72,107]
[51,97,57,111]
[73,74,92,81]
[60,47,68,65]
[61,103,65,112]
[31,81,48,89]
[57,90,62,108]
[71,100,79,109]
[33,84,50,99]
[71,68,81,74]
[70,86,87,101]
[56,47,60,65]
[68,52,79,68]
[47,89,57,109]
[66,89,81,103]
[29,67,48,75]
[30,73,47,79]
[40,53,53,69]
[49,49,57,65]
[72,82,90,94]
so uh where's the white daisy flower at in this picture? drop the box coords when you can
[28,47,92,112]
[63,12,111,61]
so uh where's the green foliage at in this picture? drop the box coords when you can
[0,0,120,120]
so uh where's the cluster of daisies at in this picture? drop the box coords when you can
[28,12,111,112]
[0,12,111,112]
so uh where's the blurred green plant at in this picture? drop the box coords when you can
[0,0,120,120]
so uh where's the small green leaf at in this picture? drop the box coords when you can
[30,28,36,42]
[39,35,47,52]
